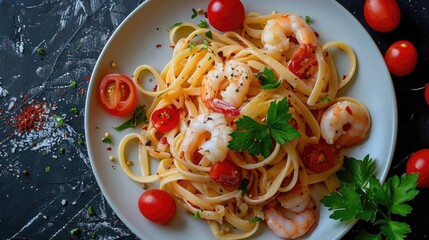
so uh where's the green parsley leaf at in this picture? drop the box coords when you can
[320,96,331,103]
[378,219,411,240]
[70,227,80,236]
[228,98,300,157]
[205,30,213,39]
[249,216,262,222]
[87,206,95,216]
[383,173,419,216]
[113,105,148,131]
[77,139,84,145]
[76,44,82,51]
[91,230,97,238]
[239,178,249,196]
[170,22,183,29]
[256,67,282,89]
[189,42,197,52]
[305,15,312,24]
[191,8,198,19]
[102,136,113,144]
[59,146,65,154]
[70,107,78,115]
[54,114,64,127]
[198,20,208,28]
[69,80,77,88]
[192,211,201,219]
[44,166,51,173]
[37,47,46,56]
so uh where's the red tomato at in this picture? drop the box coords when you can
[209,160,242,187]
[138,189,176,224]
[384,40,418,77]
[406,149,429,188]
[302,143,335,173]
[151,107,180,132]
[425,84,429,106]
[98,73,138,116]
[207,0,245,32]
[363,0,401,32]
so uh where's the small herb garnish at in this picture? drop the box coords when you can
[170,22,183,29]
[54,114,64,127]
[321,155,419,240]
[228,98,300,158]
[59,147,65,154]
[69,80,77,88]
[102,136,113,144]
[189,42,197,52]
[91,230,97,238]
[192,211,201,219]
[70,107,78,115]
[305,15,312,24]
[320,96,331,103]
[37,47,46,56]
[191,8,198,19]
[256,67,282,89]
[87,206,95,216]
[113,105,148,131]
[239,178,249,196]
[44,166,51,173]
[77,140,84,145]
[205,30,213,39]
[198,20,208,28]
[249,216,262,222]
[76,44,81,51]
[70,227,80,236]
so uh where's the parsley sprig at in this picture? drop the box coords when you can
[113,105,148,130]
[228,98,300,158]
[321,155,419,239]
[256,67,281,89]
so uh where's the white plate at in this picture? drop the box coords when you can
[84,0,397,239]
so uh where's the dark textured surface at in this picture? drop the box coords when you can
[0,0,428,239]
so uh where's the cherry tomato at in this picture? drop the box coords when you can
[301,143,335,173]
[138,189,176,224]
[363,0,401,32]
[151,107,180,133]
[425,84,429,106]
[384,40,418,77]
[98,73,138,116]
[406,149,429,188]
[207,0,245,32]
[209,160,242,187]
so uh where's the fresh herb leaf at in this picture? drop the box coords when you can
[37,47,46,56]
[87,206,95,216]
[170,22,183,29]
[239,178,249,196]
[113,105,148,131]
[256,67,281,89]
[70,228,80,236]
[69,80,77,88]
[44,166,51,173]
[205,30,213,39]
[192,211,201,219]
[76,44,81,51]
[54,114,64,127]
[59,147,65,154]
[228,98,300,157]
[249,216,262,222]
[189,42,197,52]
[191,8,198,19]
[198,20,208,28]
[91,230,97,238]
[320,96,331,102]
[305,15,312,24]
[77,139,84,145]
[102,136,113,144]
[70,107,78,115]
[321,156,419,240]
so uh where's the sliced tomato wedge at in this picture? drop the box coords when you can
[301,143,335,173]
[98,73,138,116]
[151,107,180,132]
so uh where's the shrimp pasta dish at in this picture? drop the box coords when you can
[116,11,371,240]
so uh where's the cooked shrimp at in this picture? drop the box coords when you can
[181,113,232,163]
[320,100,370,147]
[201,60,252,117]
[264,184,317,239]
[261,14,318,79]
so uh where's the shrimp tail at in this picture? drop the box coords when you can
[207,98,241,117]
[287,44,316,78]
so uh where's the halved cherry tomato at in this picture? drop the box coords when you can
[301,143,335,173]
[406,149,429,188]
[138,189,176,224]
[209,160,242,187]
[363,0,401,32]
[151,107,180,133]
[384,40,418,77]
[425,84,429,106]
[98,73,138,116]
[207,0,245,32]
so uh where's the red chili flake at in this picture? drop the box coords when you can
[314,31,319,38]
[170,44,175,49]
[343,123,351,131]
[311,61,318,66]
[342,75,347,80]
[79,88,85,95]
[12,102,46,132]
[153,84,158,91]
[345,106,353,115]
[160,137,168,145]
[156,44,162,48]
[85,75,91,81]
[106,147,112,151]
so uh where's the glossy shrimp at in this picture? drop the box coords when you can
[261,14,318,79]
[201,60,252,117]
[180,113,232,163]
[264,184,317,239]
[320,100,370,147]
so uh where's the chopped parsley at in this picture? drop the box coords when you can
[170,22,183,29]
[320,96,331,103]
[87,206,95,216]
[191,8,198,19]
[59,147,65,154]
[76,44,81,51]
[69,80,77,88]
[192,211,201,219]
[239,178,249,196]
[249,216,262,222]
[54,114,64,127]
[189,42,197,52]
[228,98,300,158]
[44,166,51,173]
[321,155,419,239]
[102,136,113,144]
[205,30,213,39]
[305,15,312,24]
[198,20,208,28]
[77,139,84,145]
[70,227,80,236]
[70,107,79,115]
[113,105,148,131]
[37,47,46,56]
[256,67,282,89]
